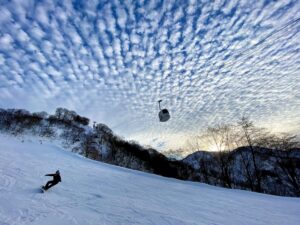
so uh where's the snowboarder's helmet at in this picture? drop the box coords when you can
[56,170,60,174]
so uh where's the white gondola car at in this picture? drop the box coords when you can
[158,100,170,122]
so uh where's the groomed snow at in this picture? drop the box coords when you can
[0,134,299,225]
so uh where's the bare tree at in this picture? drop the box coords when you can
[206,124,234,188]
[188,124,235,188]
[276,134,300,196]
[256,133,300,196]
[237,117,263,192]
[81,133,100,160]
[185,136,212,183]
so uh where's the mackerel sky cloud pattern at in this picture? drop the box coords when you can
[0,0,299,150]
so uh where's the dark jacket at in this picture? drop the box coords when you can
[45,173,61,183]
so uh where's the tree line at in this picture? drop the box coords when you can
[183,117,300,196]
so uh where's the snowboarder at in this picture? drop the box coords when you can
[42,170,61,191]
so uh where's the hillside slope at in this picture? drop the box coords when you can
[2,108,300,197]
[0,134,300,225]
[0,108,190,180]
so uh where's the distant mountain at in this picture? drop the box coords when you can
[1,108,299,197]
[183,147,300,196]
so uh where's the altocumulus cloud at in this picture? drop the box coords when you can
[0,0,299,150]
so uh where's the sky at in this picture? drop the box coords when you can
[0,0,299,151]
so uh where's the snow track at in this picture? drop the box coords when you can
[0,134,300,225]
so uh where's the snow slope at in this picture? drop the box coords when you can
[0,134,299,225]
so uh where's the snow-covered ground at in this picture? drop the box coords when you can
[0,134,299,225]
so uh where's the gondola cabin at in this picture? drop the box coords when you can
[158,100,170,122]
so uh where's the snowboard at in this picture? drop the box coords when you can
[40,186,46,193]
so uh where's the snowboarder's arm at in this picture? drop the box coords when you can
[45,174,55,176]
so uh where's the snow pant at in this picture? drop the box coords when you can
[44,180,59,190]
